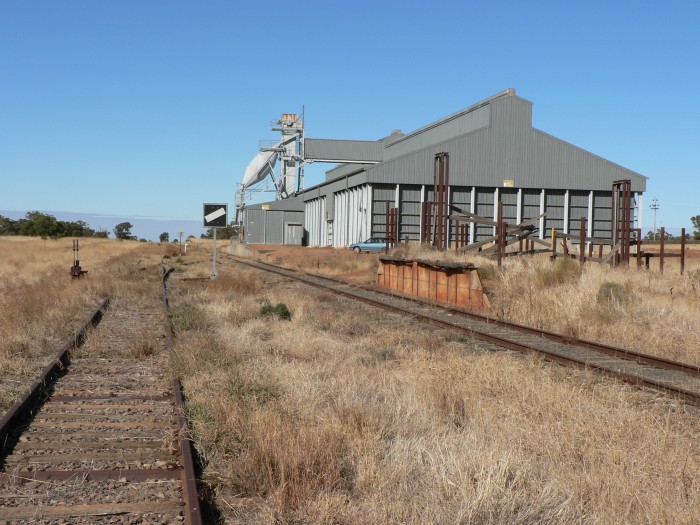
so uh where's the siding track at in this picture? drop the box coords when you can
[0,283,202,524]
[231,255,700,407]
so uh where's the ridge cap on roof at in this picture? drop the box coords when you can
[386,88,518,148]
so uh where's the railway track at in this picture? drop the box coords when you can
[230,255,700,407]
[0,276,202,524]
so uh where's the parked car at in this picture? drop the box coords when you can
[349,237,387,253]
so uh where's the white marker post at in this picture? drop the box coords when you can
[211,228,218,278]
[203,203,228,279]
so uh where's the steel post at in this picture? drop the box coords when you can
[580,217,587,265]
[497,201,503,267]
[660,227,665,273]
[211,227,218,278]
[681,228,686,275]
[637,228,642,268]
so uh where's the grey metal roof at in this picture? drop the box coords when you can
[382,89,512,160]
[324,162,372,181]
[304,139,383,163]
[245,196,304,212]
[362,95,646,192]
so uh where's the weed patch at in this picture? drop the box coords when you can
[597,281,630,305]
[538,258,581,286]
[476,263,498,283]
[227,369,281,408]
[169,303,211,332]
[259,300,292,321]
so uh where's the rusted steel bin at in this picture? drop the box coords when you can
[377,257,489,309]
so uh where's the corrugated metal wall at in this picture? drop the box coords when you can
[304,197,327,247]
[450,186,473,243]
[522,189,541,222]
[246,187,637,248]
[475,188,495,240]
[500,188,518,224]
[243,209,304,245]
[544,190,566,233]
[568,190,589,233]
[333,185,371,247]
[399,185,421,240]
[371,185,395,238]
[593,193,613,238]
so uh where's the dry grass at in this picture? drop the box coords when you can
[232,241,700,365]
[227,241,380,282]
[488,256,700,366]
[169,253,700,524]
[0,236,171,411]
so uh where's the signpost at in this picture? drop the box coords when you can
[203,203,228,278]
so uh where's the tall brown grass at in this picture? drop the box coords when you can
[0,236,170,411]
[232,241,700,365]
[169,253,700,524]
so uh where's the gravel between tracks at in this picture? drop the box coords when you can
[0,289,187,524]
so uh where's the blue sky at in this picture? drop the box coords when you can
[1,1,698,239]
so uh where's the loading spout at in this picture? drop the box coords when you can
[241,146,279,191]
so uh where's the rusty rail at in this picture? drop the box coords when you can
[0,269,204,524]
[0,298,109,450]
[229,255,700,407]
[315,267,700,378]
[162,266,203,525]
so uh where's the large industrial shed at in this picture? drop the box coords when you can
[242,89,647,247]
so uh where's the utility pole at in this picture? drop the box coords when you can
[650,197,659,240]
[178,231,184,255]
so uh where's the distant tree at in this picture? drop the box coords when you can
[644,230,655,241]
[94,230,109,238]
[65,220,95,237]
[692,215,700,240]
[0,215,17,235]
[159,232,170,243]
[113,222,134,240]
[201,222,239,240]
[0,212,104,238]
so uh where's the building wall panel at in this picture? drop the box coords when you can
[474,188,495,240]
[544,190,565,232]
[499,188,518,223]
[568,190,589,232]
[521,189,541,222]
[399,185,421,240]
[333,185,371,247]
[305,197,327,246]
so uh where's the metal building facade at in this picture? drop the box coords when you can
[242,198,304,245]
[242,89,647,247]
